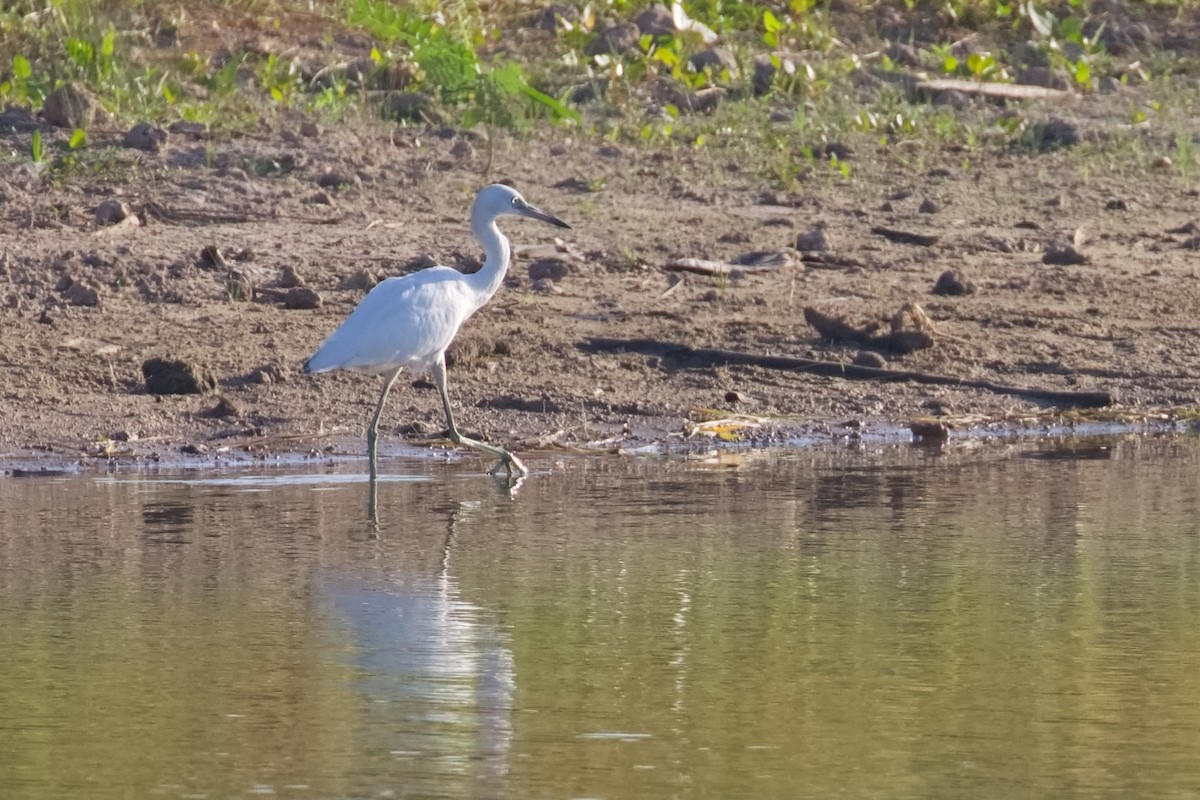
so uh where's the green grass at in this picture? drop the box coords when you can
[0,0,1198,181]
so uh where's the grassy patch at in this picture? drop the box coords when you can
[0,0,1196,176]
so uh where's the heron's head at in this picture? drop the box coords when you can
[473,183,571,230]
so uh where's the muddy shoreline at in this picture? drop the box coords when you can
[3,99,1200,471]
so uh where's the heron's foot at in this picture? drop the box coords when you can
[488,451,528,477]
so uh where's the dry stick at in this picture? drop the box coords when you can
[582,337,1114,409]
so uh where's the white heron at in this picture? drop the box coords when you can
[303,183,570,478]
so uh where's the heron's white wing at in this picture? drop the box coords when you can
[305,268,477,374]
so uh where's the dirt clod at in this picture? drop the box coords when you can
[122,122,168,153]
[528,258,571,282]
[932,269,975,296]
[796,227,829,252]
[1043,243,1088,265]
[209,395,242,418]
[95,199,131,227]
[142,358,217,395]
[41,83,96,128]
[62,280,99,307]
[283,286,322,309]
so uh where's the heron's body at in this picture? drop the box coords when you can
[304,268,487,377]
[303,184,569,478]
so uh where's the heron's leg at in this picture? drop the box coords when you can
[368,367,403,481]
[431,353,528,476]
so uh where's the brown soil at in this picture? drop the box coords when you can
[2,95,1199,469]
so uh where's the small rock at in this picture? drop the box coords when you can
[820,142,853,161]
[303,190,334,205]
[42,82,96,128]
[283,286,322,309]
[569,81,608,104]
[1043,242,1088,265]
[933,90,970,109]
[918,198,939,214]
[299,120,320,138]
[792,226,830,251]
[528,258,570,282]
[634,5,674,37]
[0,106,39,133]
[276,264,306,288]
[1035,118,1079,150]
[383,92,433,122]
[910,418,950,441]
[1017,66,1069,90]
[210,395,242,418]
[122,122,168,153]
[751,55,776,96]
[338,268,379,291]
[143,357,217,395]
[932,269,975,296]
[586,22,641,57]
[535,4,579,32]
[95,198,131,226]
[689,47,738,76]
[853,351,887,369]
[62,281,100,307]
[317,171,357,190]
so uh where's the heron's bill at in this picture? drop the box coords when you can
[524,205,571,229]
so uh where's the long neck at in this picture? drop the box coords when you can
[466,214,511,310]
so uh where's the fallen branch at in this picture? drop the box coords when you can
[916,78,1074,102]
[664,257,783,278]
[580,337,1114,409]
[870,226,939,247]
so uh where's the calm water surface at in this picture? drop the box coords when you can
[2,437,1200,799]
